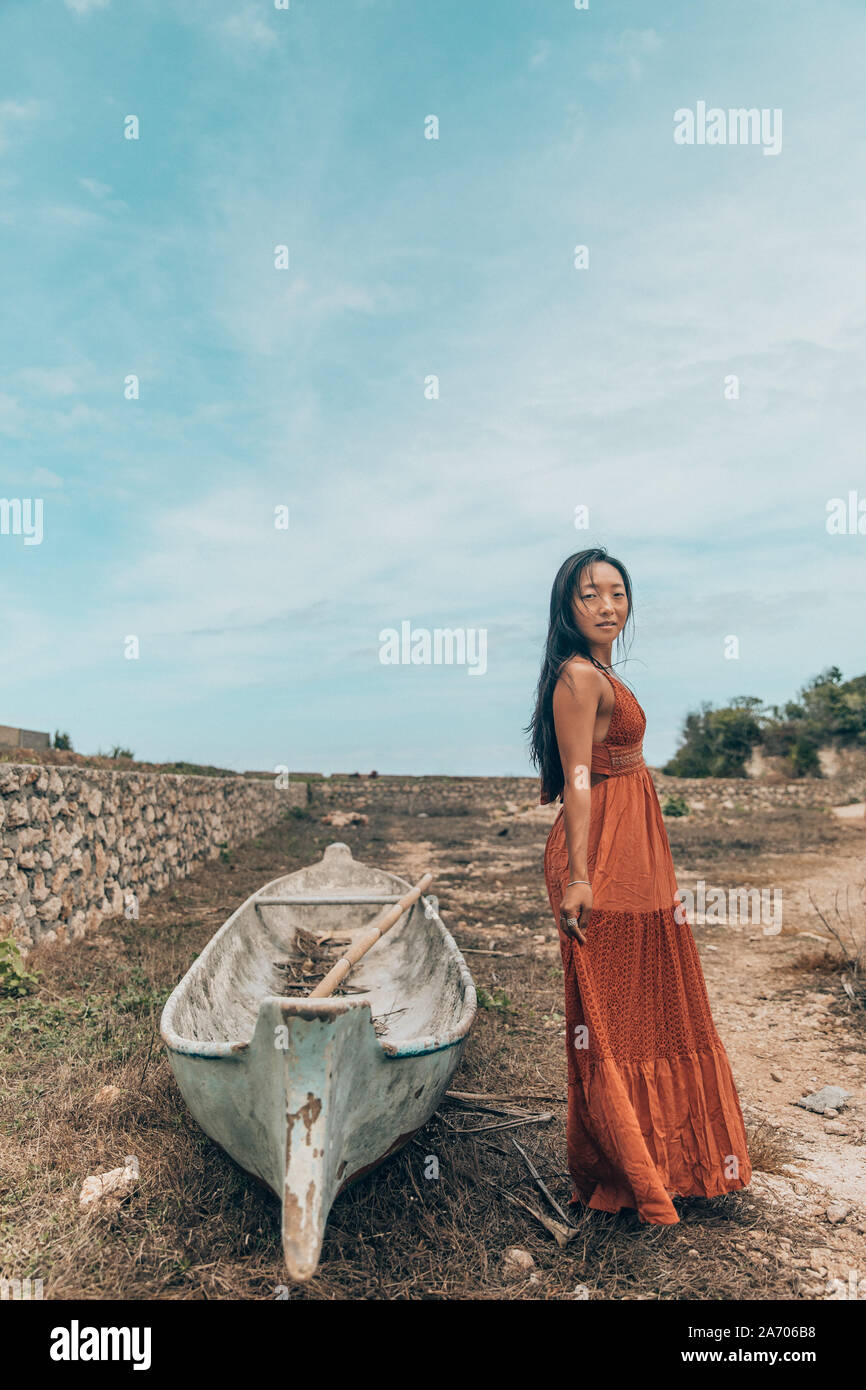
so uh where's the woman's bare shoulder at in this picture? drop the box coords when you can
[553,657,605,706]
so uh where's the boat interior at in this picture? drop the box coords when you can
[164,844,475,1052]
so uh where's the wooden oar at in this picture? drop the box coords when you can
[308,872,433,999]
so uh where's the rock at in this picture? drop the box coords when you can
[824,1277,852,1299]
[809,1247,832,1270]
[823,1120,851,1135]
[770,1070,784,1083]
[321,810,368,828]
[79,1155,139,1210]
[825,1202,850,1224]
[795,1085,852,1115]
[51,861,71,895]
[92,1084,123,1110]
[501,1247,535,1280]
[17,826,45,848]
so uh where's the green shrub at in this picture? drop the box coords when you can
[663,698,762,779]
[662,794,690,817]
[664,668,866,780]
[476,985,514,1014]
[0,938,40,998]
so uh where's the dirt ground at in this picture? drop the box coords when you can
[1,782,864,1300]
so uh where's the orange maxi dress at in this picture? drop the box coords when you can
[543,670,752,1223]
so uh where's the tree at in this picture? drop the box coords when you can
[663,698,762,778]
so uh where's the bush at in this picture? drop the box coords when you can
[52,731,72,751]
[662,795,690,817]
[475,986,514,1014]
[664,668,866,779]
[0,938,40,998]
[663,698,762,778]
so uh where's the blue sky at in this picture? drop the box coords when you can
[1,0,864,775]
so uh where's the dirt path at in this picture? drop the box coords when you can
[395,791,866,1298]
[692,833,866,1294]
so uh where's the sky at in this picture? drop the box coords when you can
[1,0,864,775]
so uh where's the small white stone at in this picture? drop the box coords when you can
[502,1246,535,1281]
[825,1202,850,1224]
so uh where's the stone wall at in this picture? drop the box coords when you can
[0,764,306,950]
[6,759,858,953]
[309,769,863,815]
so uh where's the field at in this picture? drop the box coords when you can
[1,779,864,1300]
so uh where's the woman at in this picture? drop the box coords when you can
[529,548,752,1223]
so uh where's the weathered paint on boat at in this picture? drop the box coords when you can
[159,842,476,1280]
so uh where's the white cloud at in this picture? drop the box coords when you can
[15,367,81,397]
[586,28,662,83]
[0,99,39,154]
[0,100,40,120]
[219,6,278,50]
[42,203,104,229]
[64,0,111,15]
[77,177,128,213]
[0,394,27,437]
[32,468,64,489]
[78,177,112,200]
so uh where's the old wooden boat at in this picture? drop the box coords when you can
[159,842,476,1280]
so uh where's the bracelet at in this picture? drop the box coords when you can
[568,879,590,886]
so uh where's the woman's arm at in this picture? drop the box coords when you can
[551,662,599,944]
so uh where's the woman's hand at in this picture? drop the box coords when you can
[559,882,592,945]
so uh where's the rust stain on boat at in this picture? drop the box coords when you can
[286,1092,322,1148]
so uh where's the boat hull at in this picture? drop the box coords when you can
[161,843,476,1280]
[166,997,468,1279]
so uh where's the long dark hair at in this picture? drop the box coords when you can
[527,548,634,804]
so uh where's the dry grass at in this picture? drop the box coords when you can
[665,805,852,871]
[0,801,841,1301]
